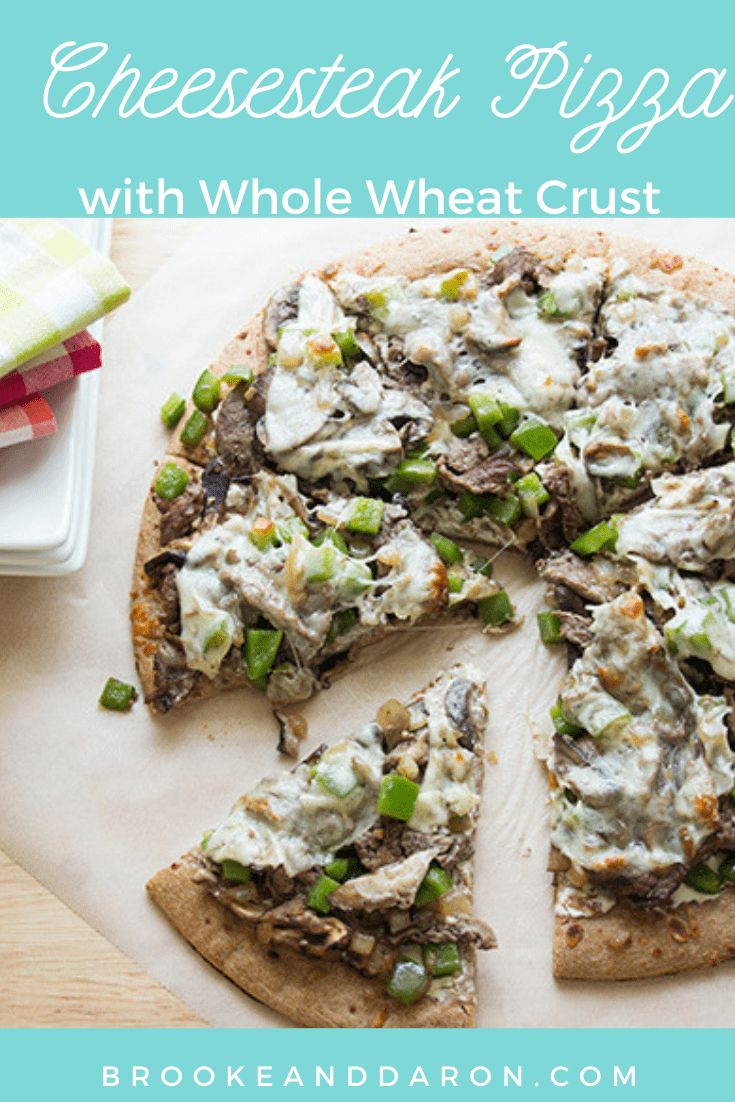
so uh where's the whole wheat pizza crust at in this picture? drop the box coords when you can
[135,221,735,993]
[554,891,735,981]
[147,857,477,1028]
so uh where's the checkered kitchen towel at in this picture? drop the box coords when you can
[0,329,101,409]
[0,394,56,449]
[0,219,129,379]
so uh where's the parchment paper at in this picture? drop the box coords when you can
[2,218,735,1029]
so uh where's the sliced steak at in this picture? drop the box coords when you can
[151,637,199,712]
[556,611,594,650]
[538,550,631,606]
[201,458,231,517]
[541,465,585,542]
[215,383,260,476]
[484,246,549,294]
[156,482,205,545]
[438,444,517,498]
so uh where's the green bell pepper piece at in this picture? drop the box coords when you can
[385,959,428,1005]
[450,414,476,439]
[440,270,469,301]
[468,392,503,449]
[325,856,363,882]
[496,403,520,438]
[248,519,279,551]
[221,365,254,388]
[307,874,341,915]
[537,289,574,319]
[203,619,230,653]
[424,942,461,977]
[478,590,514,626]
[180,409,209,447]
[510,416,558,461]
[331,328,361,360]
[313,527,348,553]
[447,575,464,594]
[684,862,722,895]
[365,289,388,313]
[537,611,562,645]
[414,866,453,908]
[220,859,251,884]
[192,369,221,413]
[244,629,283,684]
[516,472,550,516]
[154,462,190,501]
[277,517,310,543]
[551,699,585,738]
[718,853,735,884]
[484,493,521,527]
[314,759,359,798]
[458,491,485,521]
[305,543,336,585]
[327,608,358,643]
[473,557,493,578]
[395,457,437,485]
[99,677,138,712]
[160,392,186,429]
[570,521,617,556]
[346,497,384,535]
[430,533,464,565]
[377,773,420,821]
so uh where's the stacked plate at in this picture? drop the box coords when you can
[0,219,108,576]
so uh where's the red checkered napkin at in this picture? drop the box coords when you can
[0,394,56,449]
[0,330,101,409]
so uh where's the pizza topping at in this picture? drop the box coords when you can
[550,593,734,902]
[637,561,735,681]
[180,408,209,447]
[154,462,190,502]
[192,369,222,414]
[160,392,186,430]
[99,677,138,712]
[615,462,735,570]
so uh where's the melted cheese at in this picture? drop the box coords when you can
[203,665,485,875]
[176,474,447,681]
[638,561,735,681]
[615,462,735,569]
[551,593,733,881]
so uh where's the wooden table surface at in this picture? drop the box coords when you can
[0,220,208,1028]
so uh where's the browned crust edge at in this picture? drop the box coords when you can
[554,890,735,981]
[147,854,476,1028]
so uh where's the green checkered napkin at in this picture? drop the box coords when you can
[0,219,130,379]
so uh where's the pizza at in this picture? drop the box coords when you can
[147,665,495,1027]
[136,222,735,1004]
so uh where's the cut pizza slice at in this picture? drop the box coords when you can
[546,590,735,980]
[147,664,496,1027]
[133,459,502,716]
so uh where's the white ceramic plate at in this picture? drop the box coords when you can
[0,220,109,575]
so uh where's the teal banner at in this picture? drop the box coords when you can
[0,1027,712,1099]
[1,0,734,216]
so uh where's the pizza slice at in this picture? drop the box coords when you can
[147,664,496,1027]
[132,459,501,716]
[539,465,735,979]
